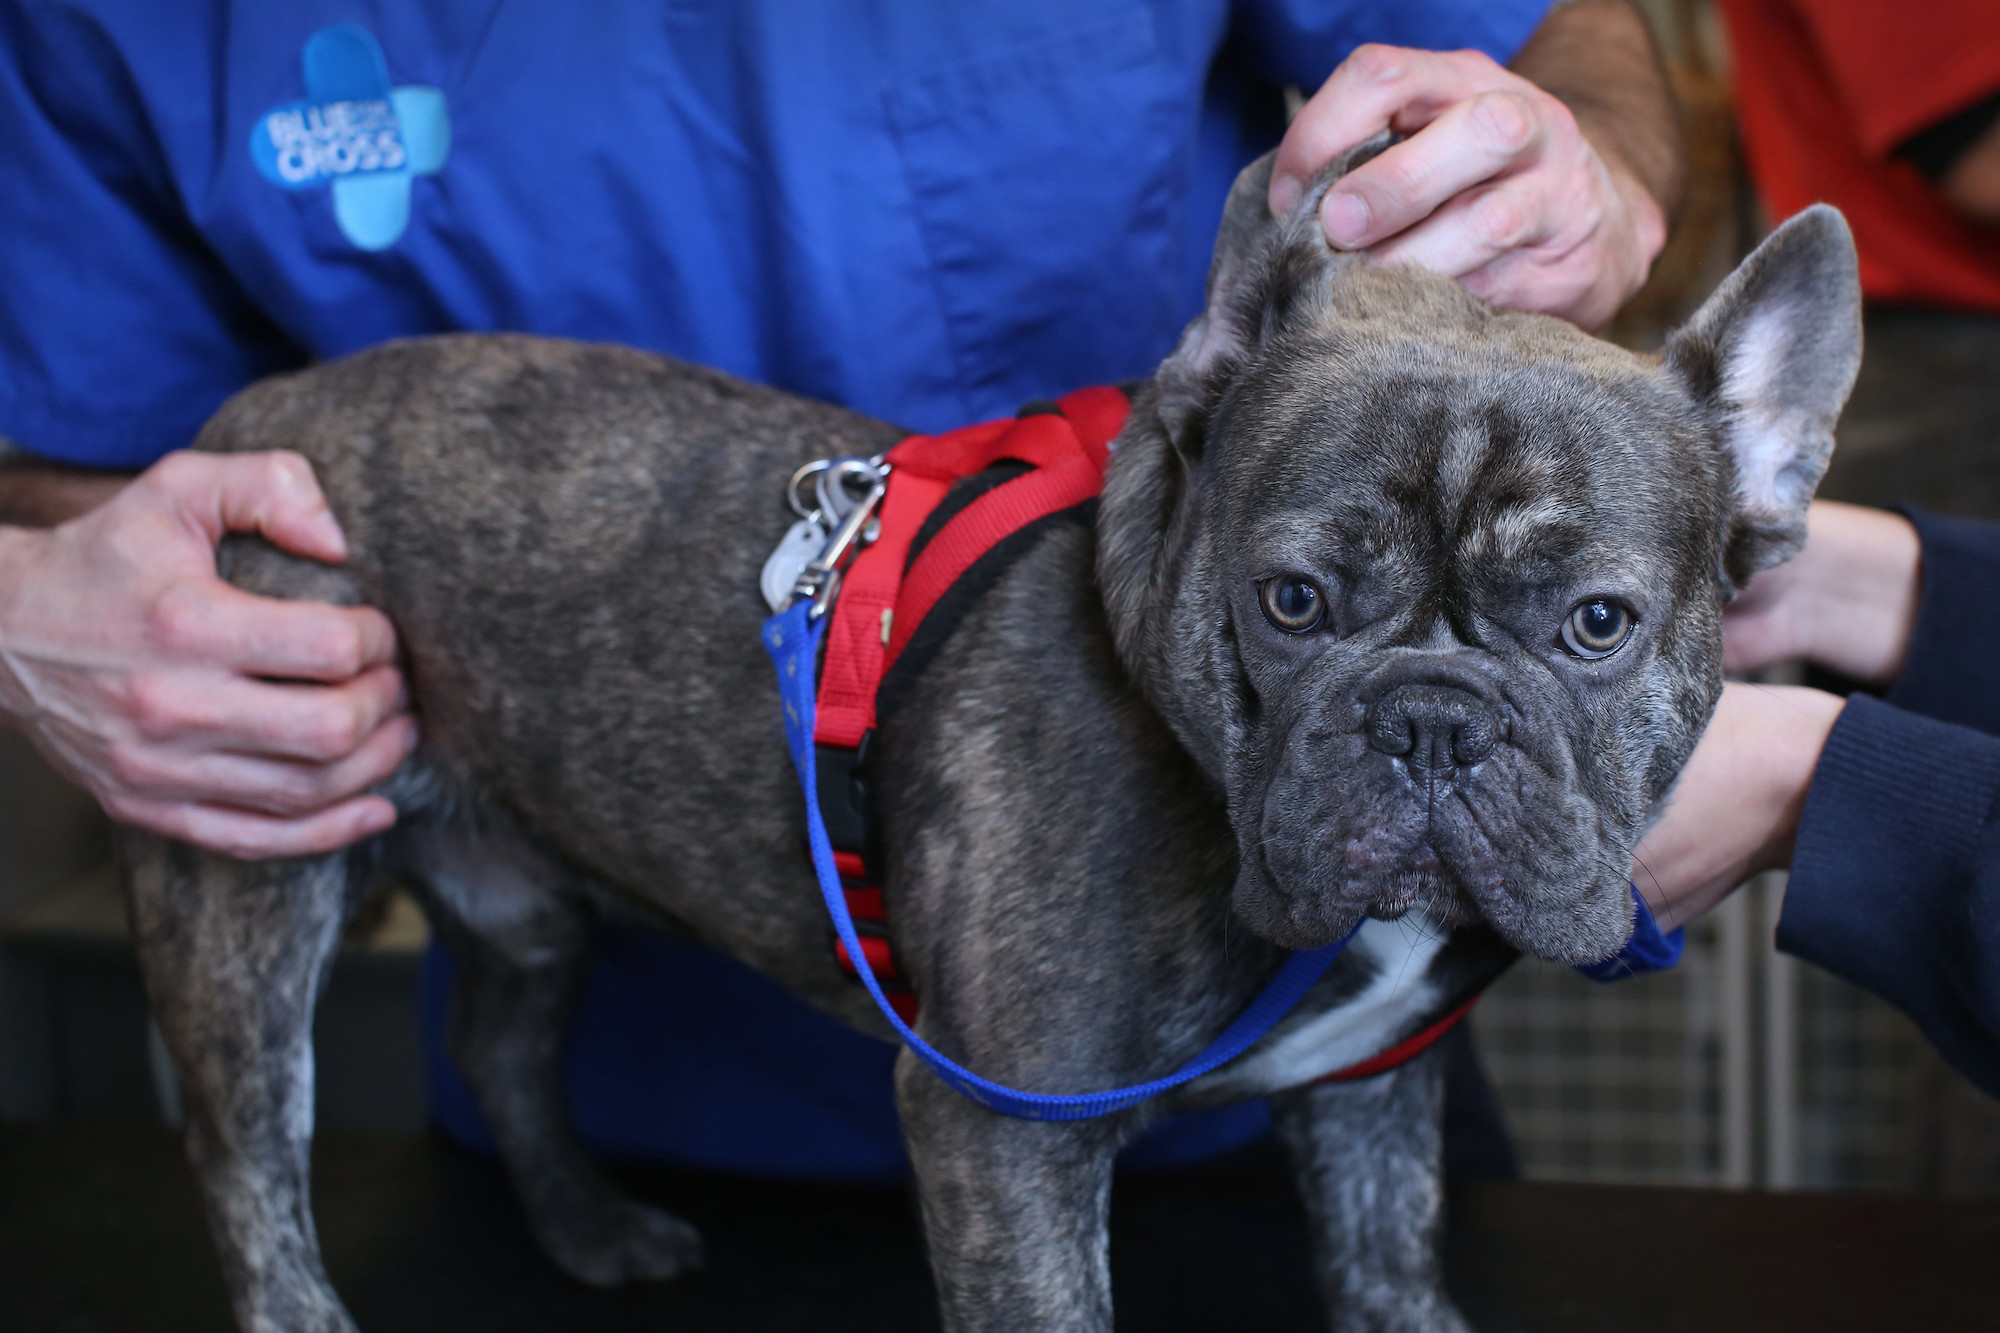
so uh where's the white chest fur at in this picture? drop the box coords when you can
[1195,916,1450,1098]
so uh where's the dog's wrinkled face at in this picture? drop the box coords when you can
[1101,149,1862,964]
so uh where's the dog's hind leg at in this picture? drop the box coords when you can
[124,833,367,1333]
[403,818,705,1287]
[1272,1047,1472,1333]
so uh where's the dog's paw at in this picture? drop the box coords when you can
[532,1195,706,1287]
[1329,1290,1474,1333]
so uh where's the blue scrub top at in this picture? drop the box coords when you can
[0,0,1549,1176]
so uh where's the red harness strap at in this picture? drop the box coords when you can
[1314,993,1482,1084]
[810,386,1480,1073]
[813,384,1128,751]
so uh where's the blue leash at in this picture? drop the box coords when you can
[764,603,1356,1121]
[763,602,1681,1119]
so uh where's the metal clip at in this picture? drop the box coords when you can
[789,457,889,618]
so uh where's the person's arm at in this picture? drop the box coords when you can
[1269,0,1682,330]
[1777,695,2000,1098]
[1895,90,2000,226]
[1642,498,1985,926]
[1636,505,2000,1096]
[1726,500,2000,735]
[1639,681,2000,1099]
[0,451,416,859]
[1939,114,2000,224]
[1720,500,1923,687]
[1878,511,2000,735]
[0,10,414,859]
[0,453,128,528]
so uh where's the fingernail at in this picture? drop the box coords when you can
[319,514,349,560]
[1321,191,1370,247]
[1270,174,1302,217]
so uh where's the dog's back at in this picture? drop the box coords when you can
[192,332,905,984]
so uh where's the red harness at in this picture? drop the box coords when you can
[809,386,1477,1082]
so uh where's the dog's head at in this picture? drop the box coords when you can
[1099,147,1861,963]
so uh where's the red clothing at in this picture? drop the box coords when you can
[1716,0,2000,309]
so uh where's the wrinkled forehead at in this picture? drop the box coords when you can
[1216,348,1715,587]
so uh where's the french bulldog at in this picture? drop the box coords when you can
[122,148,1860,1332]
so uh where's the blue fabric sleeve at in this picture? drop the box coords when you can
[1230,0,1554,92]
[1573,883,1685,982]
[1888,510,2000,737]
[0,2,302,468]
[1780,694,2000,1099]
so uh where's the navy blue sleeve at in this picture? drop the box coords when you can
[0,2,301,469]
[1887,510,2000,736]
[1229,0,1553,93]
[1780,694,2000,1098]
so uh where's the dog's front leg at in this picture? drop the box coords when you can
[896,1051,1128,1333]
[1272,1046,1471,1333]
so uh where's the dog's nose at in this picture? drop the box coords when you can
[1365,684,1498,768]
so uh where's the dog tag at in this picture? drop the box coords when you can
[761,517,828,612]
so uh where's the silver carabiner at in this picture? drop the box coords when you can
[789,457,890,618]
[815,457,880,527]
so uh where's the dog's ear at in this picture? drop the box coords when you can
[1663,205,1862,588]
[1150,139,1390,459]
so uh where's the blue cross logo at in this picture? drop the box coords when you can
[248,25,449,251]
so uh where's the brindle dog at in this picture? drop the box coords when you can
[124,149,1860,1331]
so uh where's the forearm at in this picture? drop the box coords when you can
[1886,510,2000,735]
[0,524,43,726]
[1509,0,1686,222]
[1781,696,2000,1098]
[1941,117,2000,225]
[0,455,130,527]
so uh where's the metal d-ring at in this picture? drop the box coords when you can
[787,459,832,522]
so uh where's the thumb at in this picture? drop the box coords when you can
[151,451,350,563]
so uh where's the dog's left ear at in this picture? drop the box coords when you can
[1663,205,1862,588]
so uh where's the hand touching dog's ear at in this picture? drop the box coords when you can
[1662,206,1863,590]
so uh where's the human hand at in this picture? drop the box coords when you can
[1631,682,1844,930]
[1269,40,1666,330]
[0,451,416,858]
[1938,113,2000,228]
[1723,501,1922,686]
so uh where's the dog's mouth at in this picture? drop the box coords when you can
[1324,830,1477,925]
[1232,744,1634,963]
[1238,810,1482,947]
[1359,862,1477,925]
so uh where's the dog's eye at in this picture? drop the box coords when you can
[1259,576,1325,633]
[1561,599,1634,658]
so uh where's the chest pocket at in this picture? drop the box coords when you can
[886,10,1193,419]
